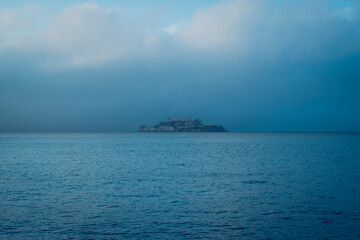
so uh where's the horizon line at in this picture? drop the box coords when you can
[1,131,360,134]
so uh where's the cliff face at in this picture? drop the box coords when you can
[139,118,227,132]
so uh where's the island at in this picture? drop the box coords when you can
[139,118,227,132]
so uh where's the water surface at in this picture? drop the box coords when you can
[0,133,359,239]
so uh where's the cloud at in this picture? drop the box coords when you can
[0,3,142,67]
[1,1,360,132]
[176,0,258,50]
[0,1,359,67]
[42,3,138,66]
[164,21,186,35]
[0,3,42,49]
[175,0,360,60]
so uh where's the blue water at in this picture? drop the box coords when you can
[0,133,359,239]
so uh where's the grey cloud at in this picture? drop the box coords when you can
[0,1,359,132]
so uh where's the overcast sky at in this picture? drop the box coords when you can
[0,0,359,132]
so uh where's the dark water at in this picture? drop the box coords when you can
[0,133,359,239]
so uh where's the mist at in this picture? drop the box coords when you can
[0,0,359,132]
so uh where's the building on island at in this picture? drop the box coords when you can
[139,118,227,132]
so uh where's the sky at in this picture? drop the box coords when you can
[0,0,359,132]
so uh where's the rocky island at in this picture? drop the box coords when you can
[139,118,227,132]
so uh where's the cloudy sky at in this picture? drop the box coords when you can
[0,0,359,132]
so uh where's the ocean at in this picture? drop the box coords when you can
[0,133,359,239]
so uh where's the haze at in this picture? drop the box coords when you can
[0,0,359,132]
